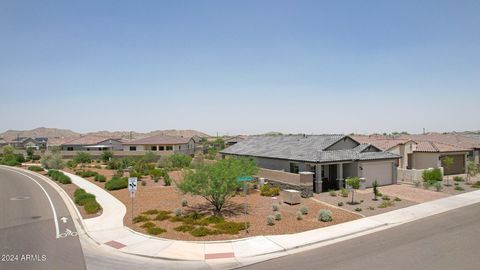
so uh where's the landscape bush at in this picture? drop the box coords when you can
[338,202,344,206]
[190,226,215,237]
[76,170,98,178]
[94,174,106,182]
[75,193,96,205]
[147,227,167,235]
[169,153,192,168]
[132,215,150,223]
[266,215,275,226]
[379,200,394,208]
[318,210,333,222]
[154,211,172,221]
[105,176,128,190]
[84,200,101,214]
[47,169,71,184]
[453,176,464,182]
[28,165,44,172]
[272,203,280,211]
[454,185,465,191]
[140,222,156,229]
[101,150,113,162]
[73,152,92,164]
[472,181,480,188]
[175,208,182,216]
[299,206,309,215]
[73,188,101,214]
[260,184,280,197]
[40,151,64,169]
[340,188,349,197]
[434,181,443,192]
[329,190,337,197]
[355,208,362,212]
[181,198,188,207]
[174,224,195,232]
[274,212,282,221]
[296,211,303,220]
[422,168,443,184]
[213,221,247,234]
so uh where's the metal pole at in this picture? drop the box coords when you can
[131,194,134,223]
[244,180,248,234]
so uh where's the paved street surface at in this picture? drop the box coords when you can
[0,167,87,270]
[240,203,480,270]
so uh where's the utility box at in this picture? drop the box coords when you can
[282,189,301,205]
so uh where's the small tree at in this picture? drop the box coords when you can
[466,161,479,184]
[169,153,192,168]
[442,156,454,186]
[41,151,65,169]
[345,177,360,205]
[372,179,379,201]
[101,150,113,162]
[74,151,92,164]
[177,158,258,214]
[26,147,35,159]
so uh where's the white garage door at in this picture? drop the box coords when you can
[362,162,393,187]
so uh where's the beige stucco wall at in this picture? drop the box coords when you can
[257,168,302,185]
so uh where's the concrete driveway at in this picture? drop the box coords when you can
[379,184,449,203]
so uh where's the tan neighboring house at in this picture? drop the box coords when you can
[408,141,470,175]
[353,136,416,169]
[122,135,195,155]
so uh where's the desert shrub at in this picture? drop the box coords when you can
[170,153,192,168]
[74,188,86,197]
[379,200,394,208]
[75,193,96,205]
[272,203,280,211]
[181,198,188,207]
[84,200,101,214]
[338,202,344,206]
[355,208,362,212]
[40,151,64,169]
[434,181,443,192]
[214,221,247,234]
[28,165,44,172]
[105,176,128,190]
[423,181,430,189]
[382,195,391,201]
[174,224,195,232]
[394,197,402,202]
[296,211,303,220]
[174,208,182,216]
[163,173,172,186]
[94,164,101,169]
[318,210,333,222]
[48,170,71,184]
[260,184,280,197]
[156,155,173,169]
[101,150,113,162]
[274,212,282,221]
[129,170,142,179]
[340,188,349,197]
[266,215,275,226]
[149,168,162,180]
[94,174,106,182]
[190,226,215,237]
[74,152,92,164]
[473,181,480,188]
[142,209,159,215]
[80,170,98,177]
[32,154,41,161]
[154,211,172,221]
[202,215,225,224]
[141,222,156,228]
[414,181,421,188]
[299,206,309,215]
[453,176,464,182]
[454,185,465,191]
[422,168,443,184]
[132,215,150,223]
[368,206,375,210]
[147,227,166,235]
[329,190,337,197]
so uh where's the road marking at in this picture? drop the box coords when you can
[61,217,68,223]
[0,166,61,239]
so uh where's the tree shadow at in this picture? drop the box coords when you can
[185,201,245,218]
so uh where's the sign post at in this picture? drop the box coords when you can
[237,176,253,234]
[128,177,138,223]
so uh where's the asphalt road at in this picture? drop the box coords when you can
[0,166,87,270]
[240,202,480,270]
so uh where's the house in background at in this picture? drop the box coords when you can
[7,137,48,149]
[59,136,123,151]
[353,136,416,169]
[224,135,248,146]
[123,135,195,155]
[220,135,400,193]
[408,141,469,175]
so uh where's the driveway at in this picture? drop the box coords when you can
[378,184,449,203]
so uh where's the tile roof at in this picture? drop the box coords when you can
[60,136,121,146]
[414,141,470,153]
[220,135,399,163]
[124,135,191,145]
[352,136,413,151]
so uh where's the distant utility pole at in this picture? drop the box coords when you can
[423,128,425,134]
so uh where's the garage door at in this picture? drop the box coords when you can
[361,162,393,187]
[442,155,465,175]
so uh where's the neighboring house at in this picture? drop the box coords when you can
[8,137,48,149]
[122,135,195,155]
[60,136,123,151]
[220,135,400,193]
[353,136,417,169]
[408,141,470,175]
[224,135,247,146]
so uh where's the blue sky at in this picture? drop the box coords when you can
[1,0,479,135]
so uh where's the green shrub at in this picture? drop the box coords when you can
[382,195,390,201]
[453,176,464,182]
[368,206,375,210]
[296,211,303,220]
[74,188,86,197]
[147,227,166,235]
[214,221,247,234]
[142,209,159,215]
[105,176,128,190]
[472,181,480,188]
[181,198,188,207]
[272,203,280,211]
[318,210,333,222]
[338,202,344,206]
[170,153,192,168]
[163,174,172,186]
[340,188,349,197]
[174,208,182,217]
[174,224,195,232]
[84,200,101,214]
[274,212,282,221]
[260,184,280,197]
[190,226,214,237]
[76,170,98,178]
[75,193,96,205]
[94,174,106,182]
[355,208,362,212]
[48,170,71,184]
[454,186,465,191]
[140,222,156,228]
[423,181,430,189]
[266,215,275,226]
[299,206,309,215]
[133,215,150,223]
[154,211,172,221]
[329,190,337,197]
[422,168,443,184]
[379,200,394,208]
[202,215,225,224]
[434,181,443,192]
[394,197,402,202]
[74,152,92,164]
[28,165,44,172]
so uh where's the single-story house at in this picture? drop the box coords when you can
[59,136,123,151]
[122,135,195,155]
[7,137,48,149]
[220,135,400,193]
[353,136,416,169]
[407,141,470,175]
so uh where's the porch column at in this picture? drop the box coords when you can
[337,163,344,189]
[314,165,323,193]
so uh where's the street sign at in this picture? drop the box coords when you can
[237,176,253,182]
[128,177,138,192]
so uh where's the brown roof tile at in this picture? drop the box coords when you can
[124,135,191,145]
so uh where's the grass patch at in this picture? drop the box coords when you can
[140,222,156,228]
[147,227,166,235]
[142,209,159,215]
[154,211,172,221]
[133,215,150,223]
[28,165,44,172]
[174,224,195,232]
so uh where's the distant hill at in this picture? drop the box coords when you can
[0,127,210,140]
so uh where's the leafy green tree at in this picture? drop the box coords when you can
[26,147,35,159]
[178,158,258,214]
[101,150,113,162]
[157,155,173,169]
[74,151,92,164]
[142,151,156,163]
[169,153,192,168]
[213,138,225,150]
[206,148,218,160]
[442,156,454,186]
[1,146,20,166]
[466,161,479,184]
[346,177,361,204]
[40,151,65,169]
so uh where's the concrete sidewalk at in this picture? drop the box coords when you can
[62,171,480,267]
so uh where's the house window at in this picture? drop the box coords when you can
[166,145,173,151]
[67,147,74,151]
[159,146,165,151]
[151,146,157,151]
[129,146,137,151]
[290,163,299,174]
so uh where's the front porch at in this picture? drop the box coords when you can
[307,163,358,193]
